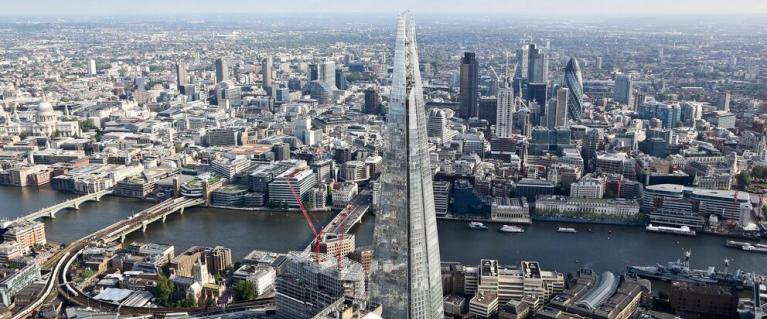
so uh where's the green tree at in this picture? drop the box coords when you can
[152,275,175,307]
[752,166,767,179]
[234,280,257,301]
[79,119,98,131]
[175,297,196,308]
[738,170,752,190]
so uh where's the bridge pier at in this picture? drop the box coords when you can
[142,221,148,233]
[179,207,185,215]
[162,214,167,223]
[73,202,80,210]
[120,234,126,243]
[48,210,56,219]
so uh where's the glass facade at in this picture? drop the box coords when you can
[370,12,444,319]
[563,57,584,121]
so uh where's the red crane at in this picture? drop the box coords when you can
[286,179,323,261]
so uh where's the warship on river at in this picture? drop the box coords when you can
[627,250,756,289]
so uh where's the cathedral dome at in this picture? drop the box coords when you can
[37,101,54,114]
[36,101,57,124]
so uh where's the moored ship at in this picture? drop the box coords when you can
[627,251,754,288]
[468,221,488,230]
[499,225,525,233]
[646,224,696,236]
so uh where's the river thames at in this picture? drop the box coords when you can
[3,185,766,274]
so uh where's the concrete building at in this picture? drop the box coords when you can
[490,197,531,224]
[3,221,46,250]
[268,164,317,208]
[535,195,640,218]
[332,182,358,210]
[0,263,41,306]
[275,252,365,319]
[320,233,356,259]
[338,160,369,183]
[428,109,449,141]
[641,184,751,227]
[461,260,564,307]
[433,180,451,216]
[233,264,276,297]
[470,290,499,318]
[541,269,648,319]
[570,176,605,199]
[210,154,251,179]
[670,281,737,319]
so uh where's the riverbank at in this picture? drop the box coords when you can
[530,214,646,226]
[3,186,767,275]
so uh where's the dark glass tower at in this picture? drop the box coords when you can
[370,12,444,319]
[563,56,584,120]
[459,52,479,119]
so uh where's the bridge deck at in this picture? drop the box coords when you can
[9,189,113,224]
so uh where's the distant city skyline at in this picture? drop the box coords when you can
[3,0,767,16]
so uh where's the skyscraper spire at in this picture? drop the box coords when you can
[370,11,444,319]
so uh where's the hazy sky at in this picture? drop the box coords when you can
[3,0,767,16]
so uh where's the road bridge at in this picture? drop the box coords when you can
[304,191,371,252]
[9,189,113,223]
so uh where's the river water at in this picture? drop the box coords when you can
[3,186,766,274]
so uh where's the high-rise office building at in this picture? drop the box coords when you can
[582,128,604,172]
[526,82,548,110]
[214,58,229,83]
[318,61,336,89]
[496,78,515,138]
[563,56,583,121]
[514,44,530,80]
[614,73,633,105]
[308,63,318,81]
[176,61,188,90]
[88,59,97,75]
[459,52,480,119]
[717,91,731,111]
[371,12,444,319]
[335,68,347,90]
[527,44,548,84]
[364,87,381,114]
[428,109,448,141]
[548,88,569,129]
[262,56,272,90]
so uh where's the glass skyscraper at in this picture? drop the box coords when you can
[370,12,444,319]
[459,51,480,119]
[563,56,584,120]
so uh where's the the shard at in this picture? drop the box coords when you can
[370,12,444,319]
[563,56,584,120]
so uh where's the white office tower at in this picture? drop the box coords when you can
[428,108,448,140]
[496,77,515,138]
[370,12,444,319]
[88,59,97,75]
